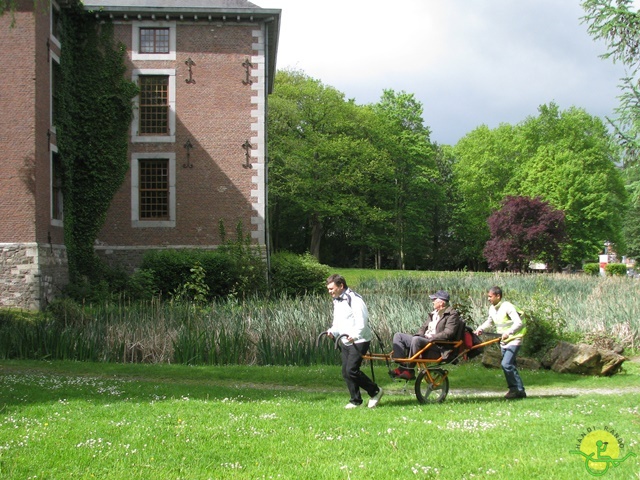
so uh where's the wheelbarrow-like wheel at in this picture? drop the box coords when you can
[415,368,449,404]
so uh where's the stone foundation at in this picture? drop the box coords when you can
[0,243,68,310]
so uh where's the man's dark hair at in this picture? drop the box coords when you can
[489,286,503,297]
[326,273,347,288]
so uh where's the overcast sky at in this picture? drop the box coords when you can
[257,0,630,146]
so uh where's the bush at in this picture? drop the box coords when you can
[270,252,330,296]
[140,247,267,301]
[605,263,628,276]
[582,263,600,275]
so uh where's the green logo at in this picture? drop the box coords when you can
[570,427,637,476]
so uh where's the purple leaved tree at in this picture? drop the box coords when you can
[484,196,567,272]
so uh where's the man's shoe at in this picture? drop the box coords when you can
[505,389,526,400]
[345,402,361,409]
[368,388,384,408]
[397,370,415,380]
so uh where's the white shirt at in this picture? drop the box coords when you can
[328,288,372,344]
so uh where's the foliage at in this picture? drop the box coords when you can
[582,262,600,275]
[56,4,138,283]
[137,223,266,301]
[582,0,640,164]
[2,271,638,365]
[269,251,330,296]
[484,196,567,272]
[511,104,627,265]
[452,124,520,268]
[605,262,628,276]
[453,103,626,268]
[267,70,439,269]
[517,282,573,358]
[171,262,210,303]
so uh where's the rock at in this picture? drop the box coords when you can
[481,348,541,370]
[541,341,626,376]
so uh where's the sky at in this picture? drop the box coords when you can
[257,0,630,146]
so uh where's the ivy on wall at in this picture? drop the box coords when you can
[57,2,138,282]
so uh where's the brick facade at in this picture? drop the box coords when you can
[0,1,280,308]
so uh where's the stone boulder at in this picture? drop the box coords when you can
[481,348,541,370]
[541,341,626,376]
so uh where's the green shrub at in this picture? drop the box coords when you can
[140,247,267,301]
[127,269,159,300]
[582,263,600,275]
[270,252,330,296]
[605,263,628,276]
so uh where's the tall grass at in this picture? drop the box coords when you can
[0,272,638,365]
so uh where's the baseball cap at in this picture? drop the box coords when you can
[428,290,450,302]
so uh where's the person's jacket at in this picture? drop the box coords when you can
[416,306,463,360]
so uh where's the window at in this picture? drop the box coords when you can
[140,28,170,54]
[50,1,62,46]
[139,75,169,135]
[139,158,169,220]
[51,56,61,129]
[51,149,63,226]
[132,21,176,61]
[131,153,176,227]
[132,69,176,143]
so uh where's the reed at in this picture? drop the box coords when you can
[0,272,637,364]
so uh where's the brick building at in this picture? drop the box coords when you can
[0,0,280,309]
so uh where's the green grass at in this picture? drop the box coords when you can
[1,360,639,479]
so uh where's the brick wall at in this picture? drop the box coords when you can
[0,8,38,243]
[95,20,265,262]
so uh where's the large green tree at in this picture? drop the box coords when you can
[582,0,640,261]
[451,123,520,268]
[267,70,393,264]
[452,103,626,268]
[371,90,438,269]
[511,104,627,265]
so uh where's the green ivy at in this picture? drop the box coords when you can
[57,2,138,282]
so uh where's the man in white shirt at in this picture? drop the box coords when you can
[326,274,383,409]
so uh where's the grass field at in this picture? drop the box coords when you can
[1,360,639,479]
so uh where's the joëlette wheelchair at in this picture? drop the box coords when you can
[317,323,501,404]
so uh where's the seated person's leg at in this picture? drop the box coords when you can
[392,332,415,377]
[410,336,441,360]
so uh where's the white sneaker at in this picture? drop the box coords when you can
[368,388,383,408]
[345,402,360,409]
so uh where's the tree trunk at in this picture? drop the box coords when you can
[309,216,324,261]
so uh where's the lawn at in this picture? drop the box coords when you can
[1,360,638,479]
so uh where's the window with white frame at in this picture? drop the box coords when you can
[132,21,176,61]
[51,147,63,226]
[132,69,176,143]
[50,1,62,47]
[131,152,176,228]
[51,53,61,130]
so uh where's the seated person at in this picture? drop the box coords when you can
[391,290,463,380]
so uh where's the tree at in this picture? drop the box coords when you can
[267,70,393,263]
[484,196,567,272]
[582,0,640,164]
[511,104,627,265]
[582,0,640,261]
[372,90,438,269]
[451,123,520,269]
